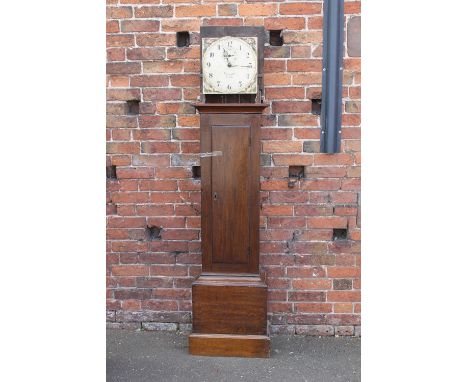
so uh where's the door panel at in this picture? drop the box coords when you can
[211,125,250,266]
[200,112,261,274]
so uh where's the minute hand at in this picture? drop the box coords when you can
[231,65,253,68]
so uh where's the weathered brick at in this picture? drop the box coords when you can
[107,142,140,154]
[156,105,190,117]
[279,2,322,15]
[107,20,119,33]
[264,73,291,86]
[167,47,200,60]
[107,6,132,19]
[135,6,173,18]
[175,5,216,17]
[112,265,149,277]
[141,142,180,153]
[133,129,171,141]
[106,0,361,334]
[170,74,199,87]
[291,45,311,58]
[142,88,182,101]
[121,20,160,33]
[292,73,322,85]
[127,48,165,61]
[265,17,305,30]
[138,115,176,128]
[130,75,169,87]
[107,48,125,62]
[301,179,340,191]
[345,1,361,14]
[239,3,277,17]
[261,128,292,141]
[333,279,353,290]
[345,100,361,113]
[303,140,320,153]
[278,114,319,126]
[272,154,314,166]
[143,61,183,73]
[107,88,140,101]
[107,62,141,75]
[283,31,322,44]
[161,19,201,32]
[106,116,138,129]
[327,291,361,302]
[292,279,332,290]
[107,34,134,48]
[137,34,175,47]
[328,267,361,278]
[265,46,291,59]
[264,59,287,73]
[307,216,348,228]
[272,101,309,114]
[263,141,302,153]
[287,59,322,72]
[265,87,304,100]
[288,291,325,302]
[202,18,243,27]
[218,4,237,17]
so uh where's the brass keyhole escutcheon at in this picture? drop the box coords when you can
[213,192,218,201]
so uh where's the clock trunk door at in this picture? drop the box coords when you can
[200,113,260,274]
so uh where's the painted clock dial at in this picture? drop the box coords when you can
[202,36,258,94]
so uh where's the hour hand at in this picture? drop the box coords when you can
[222,49,232,66]
[222,49,232,58]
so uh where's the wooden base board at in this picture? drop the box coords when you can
[189,333,270,358]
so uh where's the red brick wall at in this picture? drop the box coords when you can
[106,0,361,336]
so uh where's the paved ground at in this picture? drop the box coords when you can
[107,329,360,382]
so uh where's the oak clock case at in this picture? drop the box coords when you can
[189,26,269,358]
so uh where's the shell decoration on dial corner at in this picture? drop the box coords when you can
[202,36,258,95]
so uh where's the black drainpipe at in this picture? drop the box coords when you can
[320,0,345,153]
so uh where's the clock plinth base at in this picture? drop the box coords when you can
[189,334,270,358]
[189,274,270,358]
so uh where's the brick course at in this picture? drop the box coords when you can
[106,0,361,336]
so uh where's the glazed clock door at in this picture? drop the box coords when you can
[200,112,260,274]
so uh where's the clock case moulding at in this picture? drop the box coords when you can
[189,26,270,358]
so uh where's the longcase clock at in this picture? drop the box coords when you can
[188,26,270,358]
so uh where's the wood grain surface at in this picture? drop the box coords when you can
[189,334,270,358]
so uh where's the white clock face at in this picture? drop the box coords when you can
[202,36,258,94]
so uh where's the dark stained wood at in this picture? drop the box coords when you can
[189,334,270,358]
[212,124,250,266]
[195,107,267,274]
[192,275,267,335]
[192,103,267,113]
[199,111,213,273]
[190,29,269,358]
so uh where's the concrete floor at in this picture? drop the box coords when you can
[107,329,360,382]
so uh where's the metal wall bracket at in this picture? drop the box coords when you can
[320,0,345,153]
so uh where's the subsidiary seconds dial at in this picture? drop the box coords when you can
[202,36,258,94]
